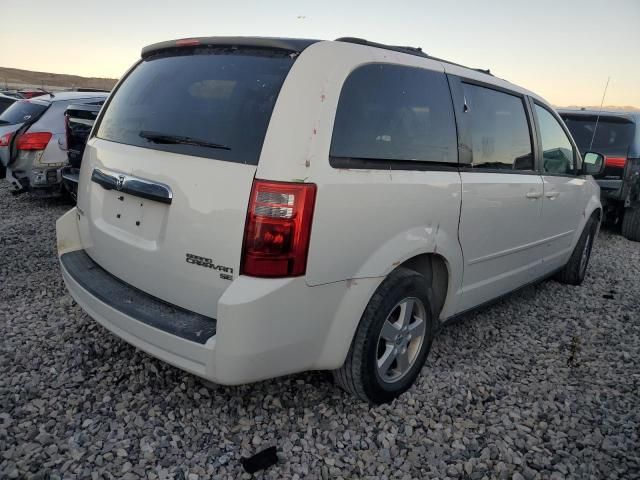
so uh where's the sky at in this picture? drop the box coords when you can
[1,0,639,107]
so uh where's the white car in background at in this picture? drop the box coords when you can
[0,91,107,196]
[56,36,604,404]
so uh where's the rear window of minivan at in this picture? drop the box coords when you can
[95,48,295,165]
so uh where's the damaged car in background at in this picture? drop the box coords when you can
[61,102,103,201]
[0,91,107,196]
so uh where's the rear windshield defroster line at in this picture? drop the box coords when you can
[95,48,296,165]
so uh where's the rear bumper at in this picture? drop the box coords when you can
[6,166,63,193]
[56,208,381,385]
[61,250,217,344]
[30,167,63,188]
[61,260,215,377]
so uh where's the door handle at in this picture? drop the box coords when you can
[526,192,542,199]
[545,191,559,199]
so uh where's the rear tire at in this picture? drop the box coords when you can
[555,215,598,285]
[621,207,640,242]
[333,267,436,404]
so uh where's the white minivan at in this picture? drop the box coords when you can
[56,37,605,404]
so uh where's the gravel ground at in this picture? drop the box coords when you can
[1,180,639,480]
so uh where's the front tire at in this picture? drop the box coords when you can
[333,267,436,404]
[555,215,598,285]
[621,207,640,242]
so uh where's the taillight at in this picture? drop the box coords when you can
[0,132,11,147]
[241,179,317,277]
[16,132,52,151]
[605,156,626,168]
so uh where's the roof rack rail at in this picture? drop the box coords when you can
[335,37,429,59]
[335,37,493,77]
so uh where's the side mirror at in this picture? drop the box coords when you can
[583,151,605,176]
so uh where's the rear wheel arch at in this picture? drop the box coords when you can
[333,266,437,403]
[397,253,449,321]
[317,252,452,373]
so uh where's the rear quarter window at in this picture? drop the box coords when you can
[535,105,577,175]
[330,63,457,166]
[96,49,295,165]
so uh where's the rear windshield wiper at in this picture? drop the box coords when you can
[139,130,231,150]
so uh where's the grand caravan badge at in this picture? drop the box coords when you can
[186,253,233,280]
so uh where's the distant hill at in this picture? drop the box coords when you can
[558,105,640,112]
[0,67,117,91]
[1,67,637,111]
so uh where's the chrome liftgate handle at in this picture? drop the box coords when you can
[91,168,173,205]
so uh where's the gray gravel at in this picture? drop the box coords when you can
[1,180,639,480]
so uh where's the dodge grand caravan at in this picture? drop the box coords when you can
[56,37,604,404]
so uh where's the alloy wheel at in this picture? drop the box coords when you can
[375,297,427,383]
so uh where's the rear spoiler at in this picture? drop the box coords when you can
[141,36,320,59]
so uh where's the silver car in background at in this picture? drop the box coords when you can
[0,92,107,196]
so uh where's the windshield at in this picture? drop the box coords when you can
[561,114,635,156]
[0,99,48,125]
[96,48,295,164]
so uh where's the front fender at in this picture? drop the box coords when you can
[574,179,602,249]
[585,179,603,221]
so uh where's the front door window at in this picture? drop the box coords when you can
[535,105,576,175]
